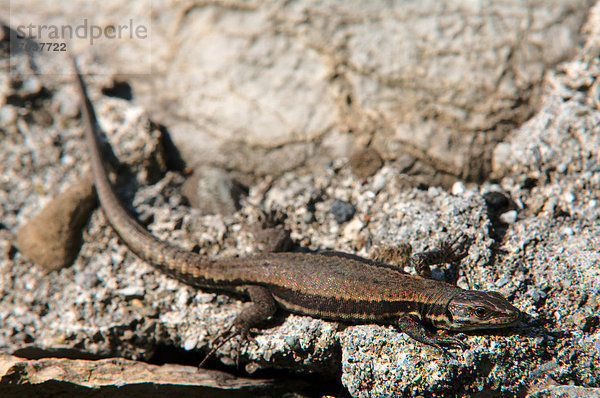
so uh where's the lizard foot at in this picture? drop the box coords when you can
[198,322,257,368]
[442,233,471,262]
[430,333,468,360]
[397,314,468,360]
[198,285,276,369]
[410,233,472,279]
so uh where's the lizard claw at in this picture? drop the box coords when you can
[442,233,471,262]
[198,322,262,369]
[233,327,264,367]
[198,323,246,369]
[435,332,468,350]
[431,332,468,360]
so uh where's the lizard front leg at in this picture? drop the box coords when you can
[370,236,469,279]
[410,235,470,279]
[200,285,277,367]
[397,314,466,357]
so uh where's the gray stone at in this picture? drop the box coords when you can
[330,199,356,224]
[528,386,600,398]
[499,209,518,224]
[181,168,244,216]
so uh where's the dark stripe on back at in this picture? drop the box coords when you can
[268,285,422,322]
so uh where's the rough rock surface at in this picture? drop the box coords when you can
[4,0,593,187]
[2,1,600,397]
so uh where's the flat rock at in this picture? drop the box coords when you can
[0,353,304,397]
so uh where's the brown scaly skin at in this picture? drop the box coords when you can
[73,59,520,361]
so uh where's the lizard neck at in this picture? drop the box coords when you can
[414,282,462,328]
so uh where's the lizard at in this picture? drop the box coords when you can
[72,59,521,363]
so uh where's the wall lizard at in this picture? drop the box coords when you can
[73,59,520,362]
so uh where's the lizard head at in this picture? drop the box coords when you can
[432,290,521,331]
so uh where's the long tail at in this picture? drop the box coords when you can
[72,58,222,286]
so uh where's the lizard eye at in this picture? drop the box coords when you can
[474,307,487,318]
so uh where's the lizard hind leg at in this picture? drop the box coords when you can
[198,285,277,368]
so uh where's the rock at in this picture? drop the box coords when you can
[349,148,384,179]
[527,385,600,398]
[330,199,356,224]
[372,173,387,193]
[499,210,518,224]
[16,175,96,271]
[7,0,592,185]
[342,218,364,242]
[0,105,17,126]
[451,181,466,195]
[181,168,246,216]
[0,353,313,396]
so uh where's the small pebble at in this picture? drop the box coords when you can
[496,277,510,287]
[331,199,356,223]
[499,210,518,224]
[285,335,302,350]
[483,191,510,213]
[556,162,569,173]
[349,148,384,179]
[183,337,198,351]
[343,218,364,241]
[176,290,190,307]
[451,181,466,195]
[530,289,547,306]
[22,76,42,96]
[430,268,445,281]
[116,286,145,297]
[0,105,18,126]
[372,173,387,192]
[456,276,470,290]
[302,211,315,224]
[563,191,575,203]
